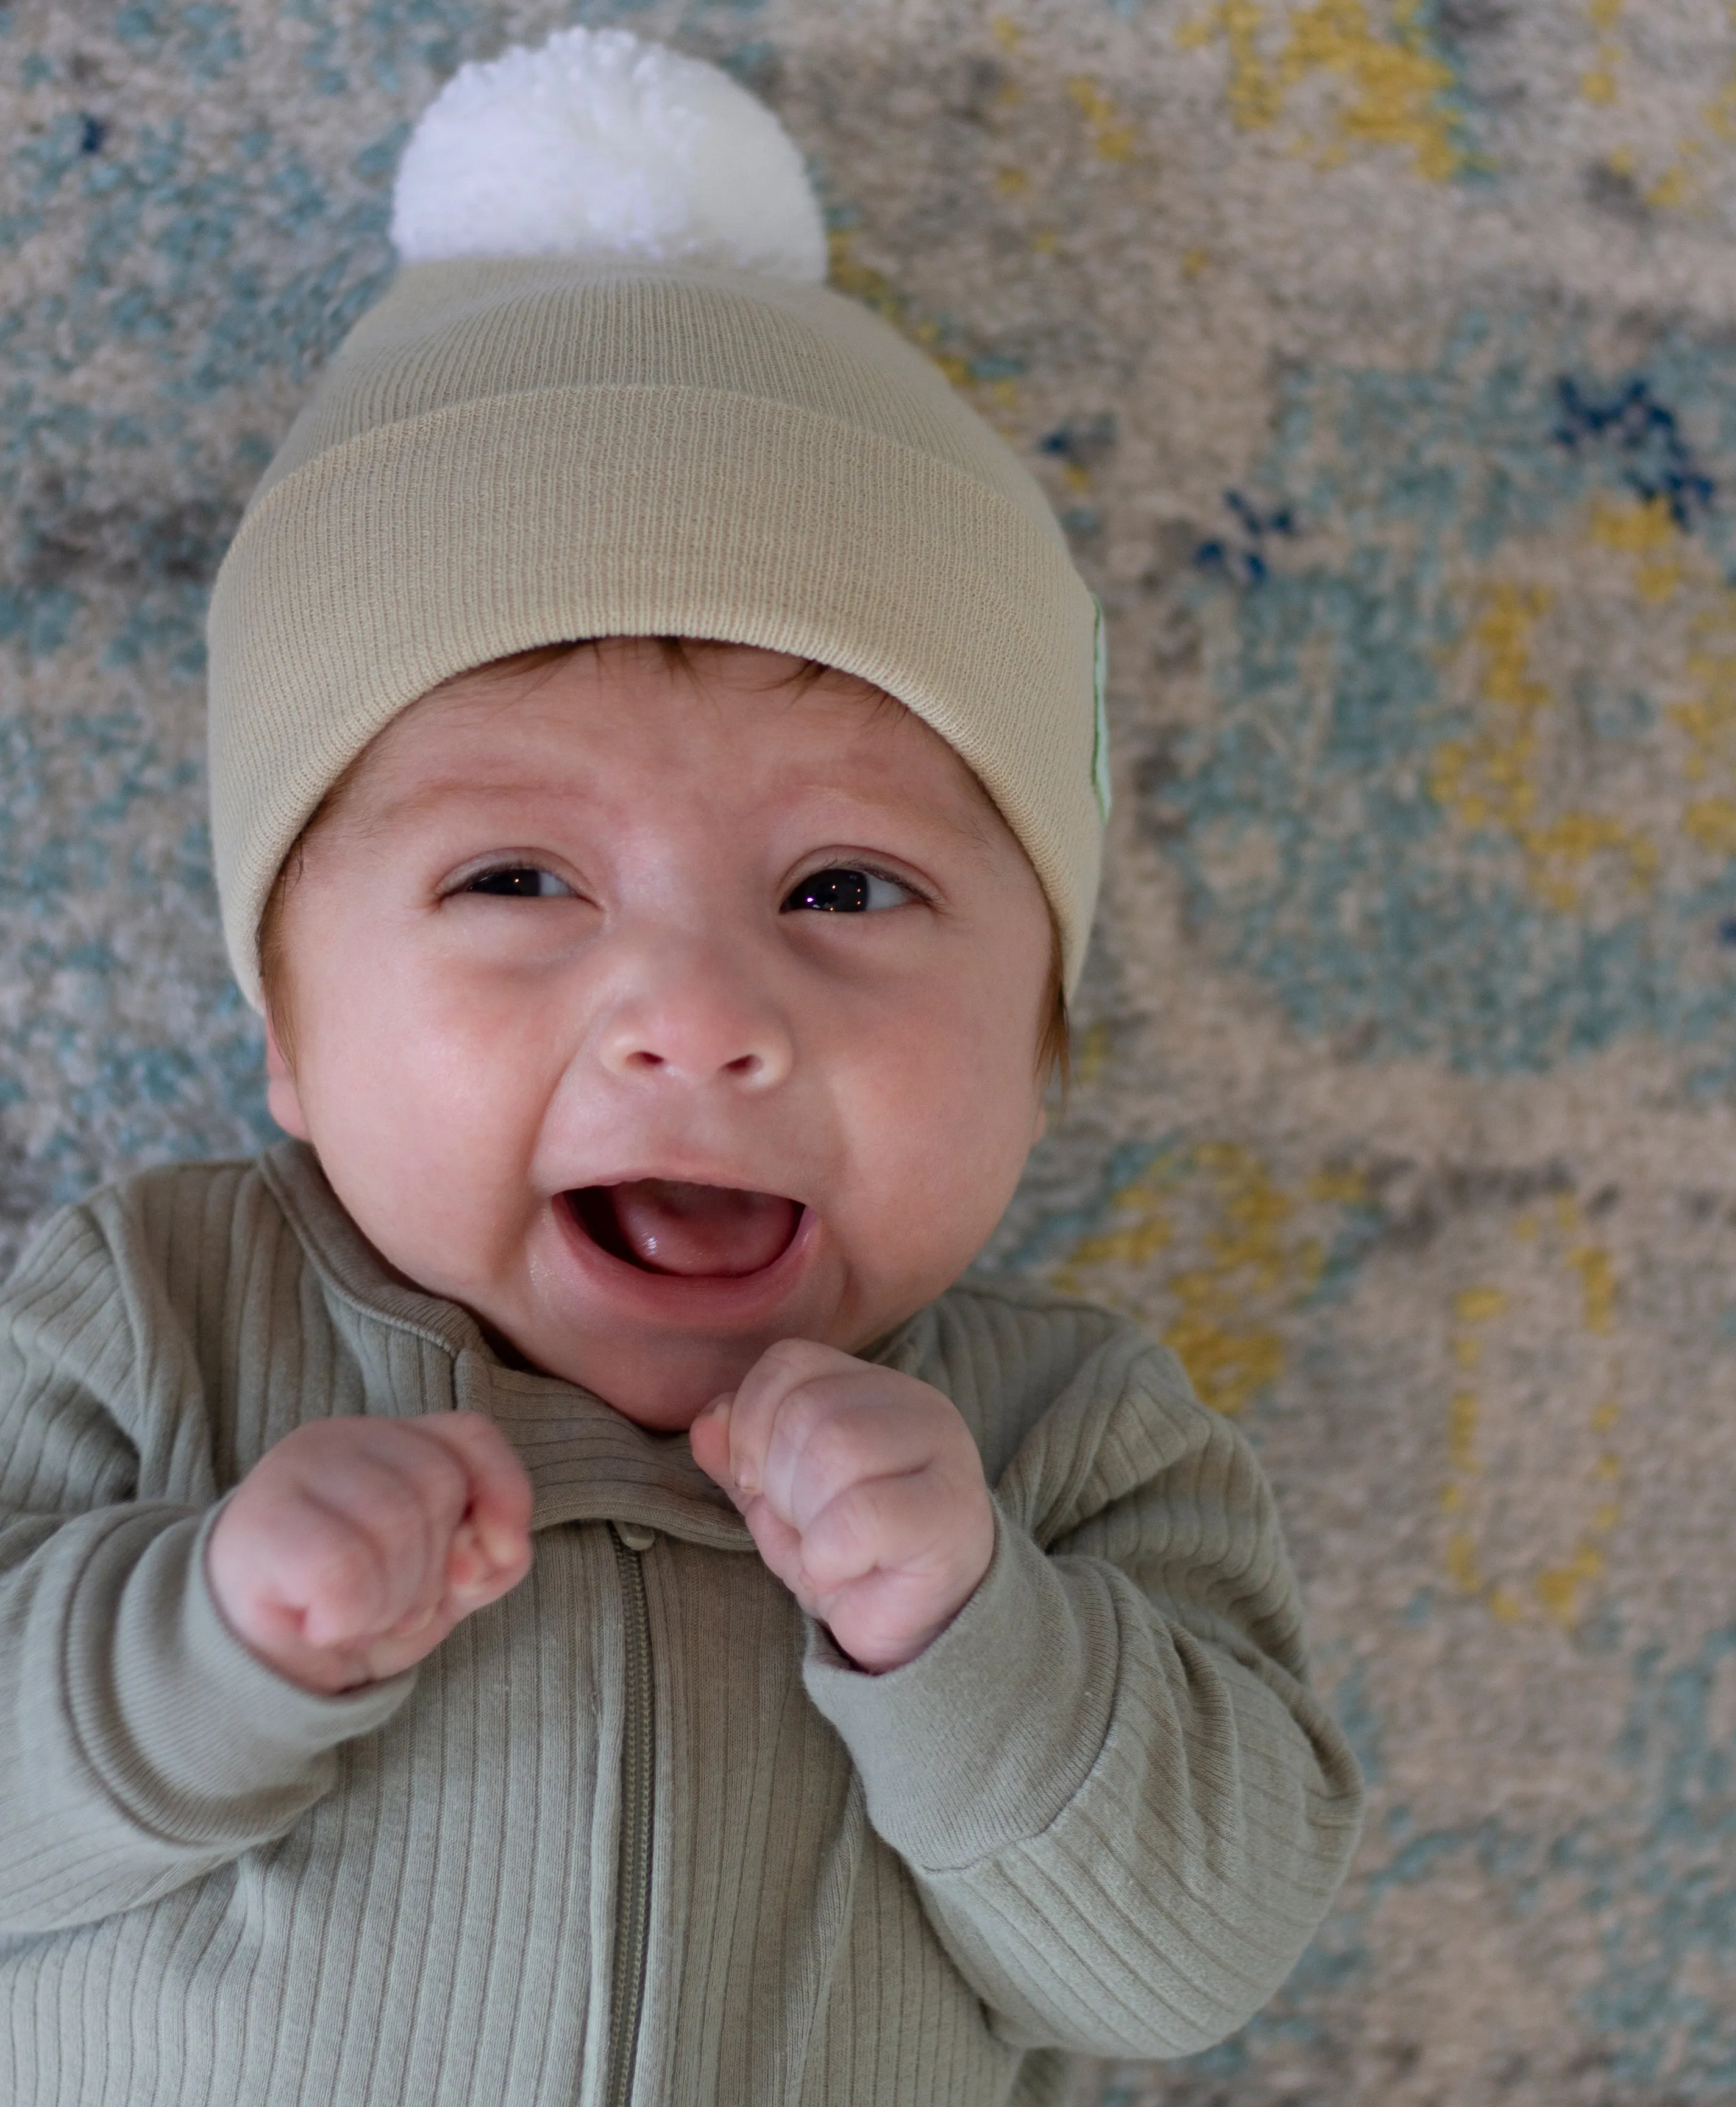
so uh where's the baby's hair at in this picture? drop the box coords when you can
[258,638,1070,1088]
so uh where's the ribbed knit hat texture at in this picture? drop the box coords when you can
[206,29,1105,1008]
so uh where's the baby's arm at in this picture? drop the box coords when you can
[0,1198,529,1936]
[693,1318,1364,2060]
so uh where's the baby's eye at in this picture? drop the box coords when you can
[465,866,574,899]
[783,866,915,913]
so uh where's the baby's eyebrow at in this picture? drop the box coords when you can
[345,766,1007,863]
[340,774,558,838]
[823,788,1004,861]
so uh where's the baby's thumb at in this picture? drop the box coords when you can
[421,1411,533,1569]
[688,1394,736,1491]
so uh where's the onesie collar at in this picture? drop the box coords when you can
[256,1140,757,1553]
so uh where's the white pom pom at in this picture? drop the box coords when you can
[390,27,827,283]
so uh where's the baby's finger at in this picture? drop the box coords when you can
[736,1493,808,1600]
[757,1388,943,1536]
[251,1491,408,1648]
[413,1411,535,1574]
[443,1517,529,1610]
[686,1394,736,1496]
[724,1339,859,1498]
[795,1469,976,1599]
[266,1422,472,1617]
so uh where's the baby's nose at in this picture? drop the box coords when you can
[595,976,794,1090]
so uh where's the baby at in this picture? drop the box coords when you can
[0,30,1361,2107]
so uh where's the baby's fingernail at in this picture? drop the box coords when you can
[478,1522,522,1569]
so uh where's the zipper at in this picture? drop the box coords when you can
[604,1523,656,2107]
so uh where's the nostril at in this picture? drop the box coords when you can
[603,1031,782,1082]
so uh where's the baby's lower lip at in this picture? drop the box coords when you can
[567,1180,802,1279]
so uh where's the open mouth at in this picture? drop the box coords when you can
[567,1180,803,1280]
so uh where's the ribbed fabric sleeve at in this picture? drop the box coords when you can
[803,1510,1121,1868]
[0,1205,413,1936]
[804,1310,1362,2059]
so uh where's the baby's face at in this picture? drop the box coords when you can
[266,640,1055,1430]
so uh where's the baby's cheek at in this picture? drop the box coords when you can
[865,1091,1032,1267]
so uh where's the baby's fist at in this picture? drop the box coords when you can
[206,1413,533,1694]
[689,1340,994,1673]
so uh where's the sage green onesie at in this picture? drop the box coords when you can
[0,1144,1362,2106]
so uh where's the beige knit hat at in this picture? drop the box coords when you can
[206,28,1107,1009]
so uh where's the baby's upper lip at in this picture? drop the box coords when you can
[548,1157,809,1209]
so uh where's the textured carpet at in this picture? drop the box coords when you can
[6,2,1736,2101]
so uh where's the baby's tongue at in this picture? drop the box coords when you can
[608,1180,797,1277]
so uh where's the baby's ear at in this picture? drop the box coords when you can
[264,1018,311,1141]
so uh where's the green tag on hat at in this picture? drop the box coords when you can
[1090,596,1111,824]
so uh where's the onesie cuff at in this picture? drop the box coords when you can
[88,1505,416,1840]
[801,1502,1120,1872]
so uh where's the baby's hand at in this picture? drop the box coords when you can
[206,1413,534,1695]
[689,1340,994,1673]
